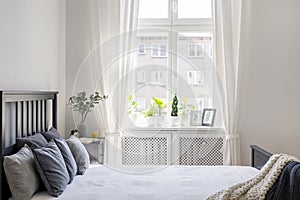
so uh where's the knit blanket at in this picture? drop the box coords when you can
[207,154,299,200]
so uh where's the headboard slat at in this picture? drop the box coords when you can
[36,100,39,133]
[20,101,25,137]
[44,100,47,132]
[26,101,29,135]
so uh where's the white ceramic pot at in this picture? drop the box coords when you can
[171,116,180,126]
[156,115,165,126]
[146,116,155,127]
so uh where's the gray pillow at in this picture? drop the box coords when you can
[42,127,62,141]
[33,140,69,197]
[16,133,48,149]
[4,144,40,200]
[54,138,77,183]
[66,136,90,175]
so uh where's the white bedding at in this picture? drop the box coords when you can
[32,165,258,200]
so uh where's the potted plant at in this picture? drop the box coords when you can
[178,97,195,126]
[144,104,155,126]
[67,91,107,137]
[152,97,167,126]
[170,94,180,126]
[128,95,139,122]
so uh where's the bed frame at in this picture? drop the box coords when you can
[0,90,273,200]
[251,145,273,170]
[0,90,58,200]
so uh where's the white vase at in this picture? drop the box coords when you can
[171,116,180,126]
[77,121,87,137]
[156,115,165,126]
[146,116,155,127]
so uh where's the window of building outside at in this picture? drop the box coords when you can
[127,0,215,127]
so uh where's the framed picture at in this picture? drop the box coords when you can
[190,111,202,126]
[202,108,216,127]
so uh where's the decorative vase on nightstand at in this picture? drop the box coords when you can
[77,121,87,138]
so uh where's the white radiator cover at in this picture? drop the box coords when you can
[122,130,224,166]
[123,136,168,165]
[179,137,223,165]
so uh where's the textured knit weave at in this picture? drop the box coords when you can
[207,154,299,200]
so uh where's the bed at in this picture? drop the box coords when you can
[0,90,291,200]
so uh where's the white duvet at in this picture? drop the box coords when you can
[32,165,258,200]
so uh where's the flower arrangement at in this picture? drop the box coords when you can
[144,104,155,117]
[178,97,195,115]
[152,97,166,116]
[67,91,107,122]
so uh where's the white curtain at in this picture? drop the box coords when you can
[84,0,139,166]
[213,0,244,165]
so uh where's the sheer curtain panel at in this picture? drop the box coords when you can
[213,0,244,165]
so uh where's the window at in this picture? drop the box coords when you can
[177,0,212,19]
[188,43,204,58]
[128,0,215,127]
[137,44,145,54]
[152,44,167,57]
[138,0,169,19]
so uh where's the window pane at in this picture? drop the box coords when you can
[139,0,169,19]
[129,32,169,127]
[176,32,213,112]
[178,0,212,19]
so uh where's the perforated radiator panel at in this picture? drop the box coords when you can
[123,137,168,165]
[179,137,223,165]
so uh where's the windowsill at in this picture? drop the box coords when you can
[125,125,224,133]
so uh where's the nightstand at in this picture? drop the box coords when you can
[79,137,105,164]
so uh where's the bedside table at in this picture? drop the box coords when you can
[79,137,105,164]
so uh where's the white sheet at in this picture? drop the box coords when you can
[32,165,258,200]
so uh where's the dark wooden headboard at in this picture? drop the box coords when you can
[251,145,272,170]
[0,90,58,200]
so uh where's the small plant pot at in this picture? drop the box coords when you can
[171,116,180,126]
[156,115,165,126]
[146,116,155,127]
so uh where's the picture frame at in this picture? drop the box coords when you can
[202,108,216,127]
[190,111,202,126]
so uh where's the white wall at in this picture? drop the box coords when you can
[239,0,300,165]
[65,0,91,136]
[0,0,66,135]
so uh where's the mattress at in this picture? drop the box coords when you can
[32,165,259,200]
